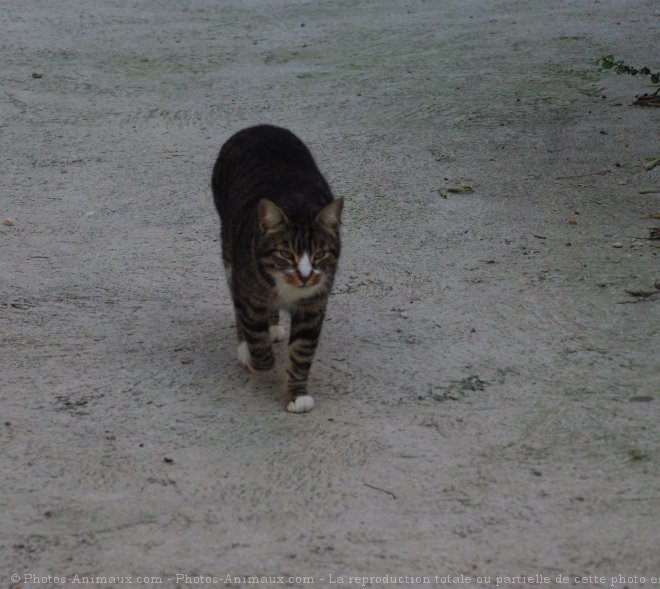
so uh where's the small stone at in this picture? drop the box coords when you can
[32,72,42,79]
[611,242,623,248]
[3,219,14,226]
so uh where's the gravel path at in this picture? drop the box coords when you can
[1,1,658,587]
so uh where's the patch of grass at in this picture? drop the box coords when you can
[628,449,650,462]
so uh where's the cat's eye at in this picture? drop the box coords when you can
[277,250,295,261]
[314,249,327,260]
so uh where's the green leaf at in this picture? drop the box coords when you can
[598,54,615,69]
[597,54,659,81]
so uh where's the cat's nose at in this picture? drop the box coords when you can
[296,253,313,286]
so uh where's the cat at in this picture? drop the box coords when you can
[211,125,343,413]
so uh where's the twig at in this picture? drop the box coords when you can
[363,482,397,499]
[624,289,660,298]
[555,170,612,180]
[617,292,660,304]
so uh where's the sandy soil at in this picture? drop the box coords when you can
[1,1,658,587]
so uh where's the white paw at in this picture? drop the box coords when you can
[269,325,286,342]
[286,395,315,413]
[237,342,254,372]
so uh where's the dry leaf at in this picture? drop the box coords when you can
[3,219,14,226]
[438,186,475,198]
[644,157,660,171]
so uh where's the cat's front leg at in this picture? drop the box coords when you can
[285,303,326,413]
[234,299,275,372]
[268,308,286,342]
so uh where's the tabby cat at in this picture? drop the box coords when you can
[211,125,343,413]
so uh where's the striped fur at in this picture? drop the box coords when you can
[212,125,342,412]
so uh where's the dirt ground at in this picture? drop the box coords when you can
[1,1,659,588]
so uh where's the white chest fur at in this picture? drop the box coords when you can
[274,276,323,308]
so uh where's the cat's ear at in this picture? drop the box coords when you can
[258,199,288,235]
[316,198,344,232]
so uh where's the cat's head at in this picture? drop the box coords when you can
[256,198,343,291]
